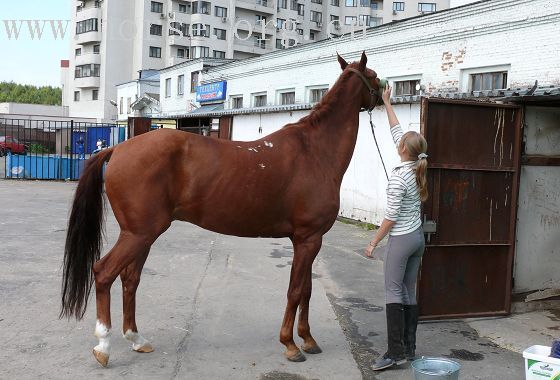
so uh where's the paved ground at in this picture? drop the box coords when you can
[0,180,555,379]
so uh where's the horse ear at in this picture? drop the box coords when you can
[359,51,367,71]
[337,53,348,70]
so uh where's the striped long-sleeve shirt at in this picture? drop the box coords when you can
[384,124,422,236]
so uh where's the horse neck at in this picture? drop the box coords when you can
[308,75,364,180]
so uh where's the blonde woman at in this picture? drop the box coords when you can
[365,85,428,371]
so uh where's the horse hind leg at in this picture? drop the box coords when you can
[92,232,154,367]
[120,249,154,354]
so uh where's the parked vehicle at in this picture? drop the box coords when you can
[0,136,29,156]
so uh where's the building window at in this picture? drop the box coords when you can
[151,1,163,13]
[278,0,287,9]
[310,11,322,23]
[394,80,421,96]
[178,75,185,95]
[256,0,269,6]
[150,24,163,36]
[470,72,508,92]
[359,0,369,7]
[345,0,357,6]
[276,39,285,49]
[170,22,189,36]
[254,35,266,49]
[370,0,378,9]
[213,50,226,59]
[297,4,304,16]
[192,46,209,58]
[75,48,81,56]
[149,46,162,58]
[253,94,267,107]
[359,15,369,25]
[93,44,100,54]
[177,48,188,58]
[192,23,209,37]
[331,0,339,6]
[214,28,226,40]
[280,91,295,105]
[75,64,100,78]
[215,6,227,17]
[179,3,187,12]
[76,18,98,34]
[74,91,80,102]
[309,32,315,40]
[310,88,328,103]
[92,89,99,101]
[165,78,171,98]
[192,1,210,14]
[418,2,436,12]
[393,1,404,11]
[276,18,285,29]
[370,17,382,26]
[311,0,322,3]
[119,97,123,113]
[127,97,132,114]
[191,71,199,93]
[231,96,243,109]
[345,16,357,25]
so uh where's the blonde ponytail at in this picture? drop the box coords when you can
[415,158,428,202]
[401,131,429,202]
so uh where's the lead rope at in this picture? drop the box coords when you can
[368,110,389,181]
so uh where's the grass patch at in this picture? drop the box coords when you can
[337,216,378,231]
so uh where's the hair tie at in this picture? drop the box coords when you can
[418,153,428,160]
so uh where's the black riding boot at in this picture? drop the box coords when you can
[372,303,406,371]
[404,304,419,361]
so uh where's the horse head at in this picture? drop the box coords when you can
[337,51,386,111]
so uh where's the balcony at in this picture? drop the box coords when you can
[76,5,102,20]
[233,38,273,55]
[75,30,101,45]
[235,19,275,34]
[75,53,101,66]
[236,0,275,14]
[74,76,100,88]
[168,34,191,46]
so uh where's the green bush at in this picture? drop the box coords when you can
[30,143,51,154]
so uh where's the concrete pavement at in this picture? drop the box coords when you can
[0,180,557,379]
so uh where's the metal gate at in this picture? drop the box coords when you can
[418,98,523,319]
[0,118,124,180]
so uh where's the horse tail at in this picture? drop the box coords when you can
[60,148,114,320]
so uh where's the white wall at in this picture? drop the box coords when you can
[514,106,560,293]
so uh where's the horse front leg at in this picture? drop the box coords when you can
[279,235,322,362]
[120,248,154,354]
[297,258,322,355]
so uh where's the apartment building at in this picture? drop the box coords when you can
[64,0,450,121]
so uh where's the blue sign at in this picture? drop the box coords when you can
[196,81,227,102]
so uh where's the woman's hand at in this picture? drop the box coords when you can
[382,85,392,105]
[364,242,377,258]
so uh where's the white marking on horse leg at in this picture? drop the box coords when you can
[94,321,111,355]
[124,329,153,352]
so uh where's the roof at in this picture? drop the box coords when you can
[166,103,314,119]
[131,93,160,110]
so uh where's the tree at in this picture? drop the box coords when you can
[0,82,62,106]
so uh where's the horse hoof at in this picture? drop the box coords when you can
[302,344,323,354]
[286,349,307,362]
[133,343,154,353]
[93,349,109,367]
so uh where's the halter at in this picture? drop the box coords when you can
[346,67,380,112]
[346,67,389,180]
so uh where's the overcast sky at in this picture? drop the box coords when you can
[0,0,71,87]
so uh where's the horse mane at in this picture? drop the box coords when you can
[295,63,359,129]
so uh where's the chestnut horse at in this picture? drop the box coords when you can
[60,52,383,367]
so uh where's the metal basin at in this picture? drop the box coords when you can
[411,357,461,380]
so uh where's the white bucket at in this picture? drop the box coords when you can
[411,357,461,380]
[523,345,560,379]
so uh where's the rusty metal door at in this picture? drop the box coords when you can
[418,98,523,319]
